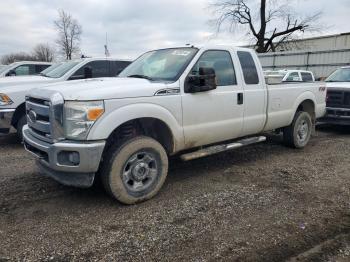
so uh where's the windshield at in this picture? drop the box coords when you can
[40,63,62,76]
[119,47,198,81]
[45,61,80,78]
[0,65,10,74]
[326,68,350,82]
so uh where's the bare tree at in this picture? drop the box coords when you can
[1,52,36,65]
[32,43,55,62]
[210,0,322,52]
[54,10,82,60]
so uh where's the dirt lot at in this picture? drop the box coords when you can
[0,126,349,261]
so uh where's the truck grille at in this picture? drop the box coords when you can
[26,97,53,142]
[327,90,350,109]
[26,92,64,143]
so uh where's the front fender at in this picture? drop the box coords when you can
[87,102,184,152]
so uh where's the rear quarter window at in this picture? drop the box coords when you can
[301,72,313,82]
[237,51,259,84]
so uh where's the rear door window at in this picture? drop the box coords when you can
[237,51,259,84]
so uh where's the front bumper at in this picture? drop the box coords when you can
[23,125,106,187]
[318,107,350,125]
[0,109,15,134]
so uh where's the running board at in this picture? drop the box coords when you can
[180,136,267,161]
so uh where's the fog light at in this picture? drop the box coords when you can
[68,152,80,165]
[57,151,80,166]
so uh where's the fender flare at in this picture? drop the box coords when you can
[288,91,316,124]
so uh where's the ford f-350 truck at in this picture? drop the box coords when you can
[318,66,350,125]
[23,46,326,204]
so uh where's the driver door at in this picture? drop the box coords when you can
[181,50,244,148]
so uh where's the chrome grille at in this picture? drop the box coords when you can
[26,97,53,142]
[25,90,65,143]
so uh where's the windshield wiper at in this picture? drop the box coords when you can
[127,74,154,81]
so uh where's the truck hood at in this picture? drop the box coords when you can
[326,82,350,91]
[32,77,174,100]
[0,75,54,89]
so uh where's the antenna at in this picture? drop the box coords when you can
[104,32,110,57]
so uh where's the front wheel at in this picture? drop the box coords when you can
[100,136,168,204]
[283,111,313,148]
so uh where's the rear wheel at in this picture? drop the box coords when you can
[283,111,313,148]
[100,136,168,204]
[16,115,26,141]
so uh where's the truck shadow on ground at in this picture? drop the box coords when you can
[0,128,342,210]
[0,133,21,147]
[316,124,350,135]
[45,133,294,207]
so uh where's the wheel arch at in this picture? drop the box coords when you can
[289,92,316,124]
[88,103,184,154]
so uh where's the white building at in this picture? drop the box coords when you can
[250,32,350,79]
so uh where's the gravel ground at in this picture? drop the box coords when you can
[0,125,349,261]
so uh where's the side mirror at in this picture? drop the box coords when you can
[6,70,16,77]
[185,67,217,93]
[84,66,93,79]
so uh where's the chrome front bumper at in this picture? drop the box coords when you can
[23,125,106,187]
[0,108,15,134]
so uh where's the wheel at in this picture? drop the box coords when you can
[16,115,27,141]
[100,136,168,204]
[283,111,313,148]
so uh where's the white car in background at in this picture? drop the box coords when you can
[0,57,132,139]
[264,70,315,84]
[0,61,52,77]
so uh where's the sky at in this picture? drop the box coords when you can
[0,0,349,60]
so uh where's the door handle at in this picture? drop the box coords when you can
[237,93,244,105]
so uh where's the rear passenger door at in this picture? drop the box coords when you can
[237,51,267,135]
[181,49,244,148]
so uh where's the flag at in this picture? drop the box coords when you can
[104,45,110,57]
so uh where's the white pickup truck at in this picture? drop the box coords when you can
[23,45,326,204]
[0,57,131,138]
[0,61,52,77]
[264,70,315,84]
[318,66,350,125]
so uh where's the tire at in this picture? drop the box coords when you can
[16,115,27,141]
[283,111,313,148]
[100,136,168,204]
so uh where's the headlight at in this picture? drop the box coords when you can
[64,100,104,140]
[0,94,13,106]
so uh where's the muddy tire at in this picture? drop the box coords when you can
[283,111,313,148]
[100,136,168,204]
[16,115,26,141]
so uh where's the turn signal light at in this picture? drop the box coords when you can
[87,108,104,121]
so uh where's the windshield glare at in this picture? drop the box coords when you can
[45,61,80,78]
[119,48,198,81]
[326,68,350,82]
